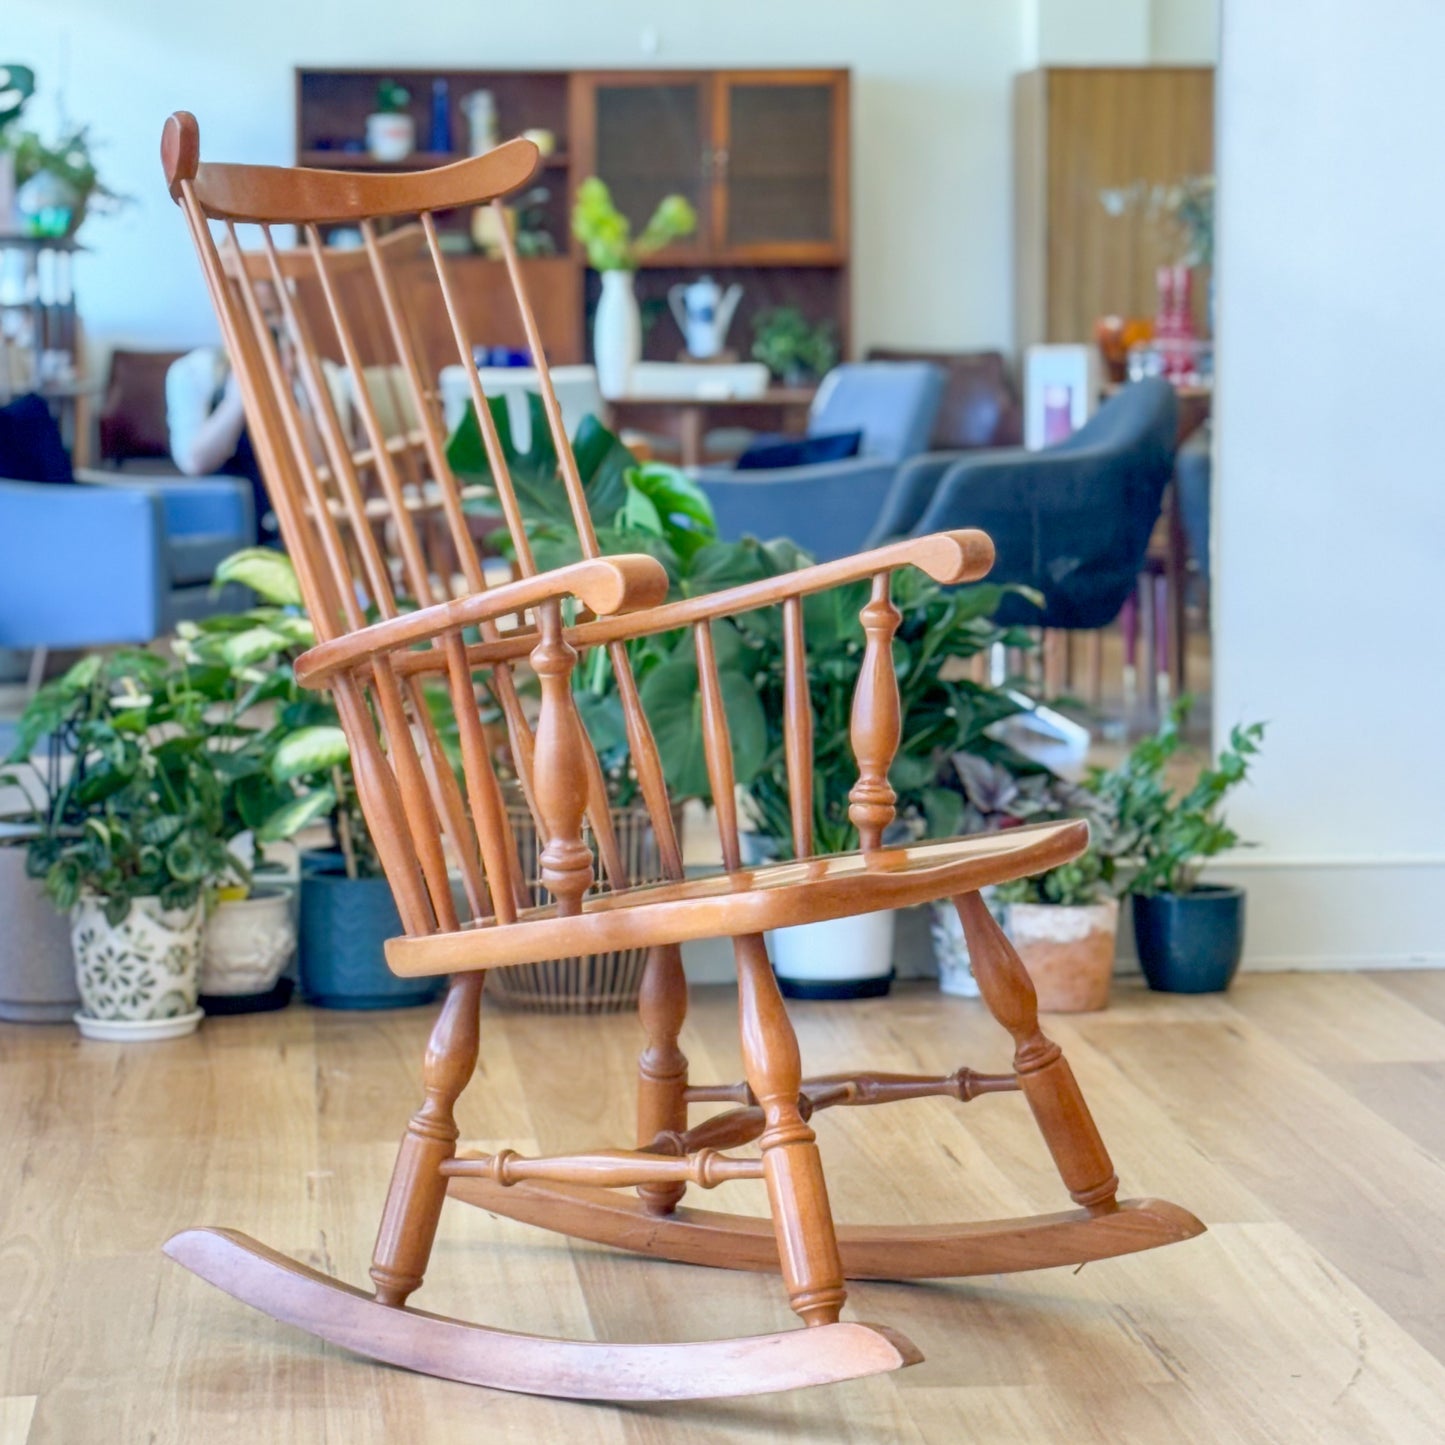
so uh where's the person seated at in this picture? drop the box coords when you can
[166,346,277,543]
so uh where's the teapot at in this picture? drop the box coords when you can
[668,276,743,360]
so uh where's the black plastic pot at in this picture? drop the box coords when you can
[1132,885,1245,994]
[298,853,444,1010]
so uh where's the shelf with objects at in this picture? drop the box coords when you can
[294,66,851,379]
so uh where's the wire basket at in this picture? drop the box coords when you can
[488,798,673,1014]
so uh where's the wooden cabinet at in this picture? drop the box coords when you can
[1014,67,1214,351]
[573,70,849,265]
[296,66,851,368]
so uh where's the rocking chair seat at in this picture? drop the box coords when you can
[385,818,1088,978]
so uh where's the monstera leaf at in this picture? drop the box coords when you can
[0,65,35,130]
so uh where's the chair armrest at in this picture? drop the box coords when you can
[75,468,256,538]
[295,554,670,688]
[390,529,996,677]
[0,479,168,648]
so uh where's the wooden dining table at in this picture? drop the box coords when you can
[605,387,817,468]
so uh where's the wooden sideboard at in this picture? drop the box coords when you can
[295,67,851,368]
[1014,66,1214,350]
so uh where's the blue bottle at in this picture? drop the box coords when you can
[429,78,452,154]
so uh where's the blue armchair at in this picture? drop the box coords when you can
[870,378,1179,628]
[694,362,945,561]
[0,471,255,651]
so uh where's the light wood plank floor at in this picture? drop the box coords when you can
[4,972,1445,1443]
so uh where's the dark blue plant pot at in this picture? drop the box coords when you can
[298,856,443,1010]
[1132,885,1245,994]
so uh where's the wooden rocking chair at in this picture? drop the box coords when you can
[160,113,1202,1403]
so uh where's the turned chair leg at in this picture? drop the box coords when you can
[733,932,848,1328]
[954,893,1120,1214]
[635,942,690,1215]
[370,973,484,1306]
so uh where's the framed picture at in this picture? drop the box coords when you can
[1023,344,1099,450]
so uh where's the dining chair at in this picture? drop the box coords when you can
[160,111,1202,1404]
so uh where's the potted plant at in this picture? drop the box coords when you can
[198,549,445,1012]
[1104,701,1265,994]
[366,78,415,163]
[927,757,1086,999]
[750,305,839,386]
[571,176,696,397]
[3,652,239,1039]
[1,70,125,237]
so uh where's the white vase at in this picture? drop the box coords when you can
[366,112,415,162]
[200,889,296,998]
[930,898,981,998]
[594,269,641,399]
[70,895,204,1029]
[767,911,896,999]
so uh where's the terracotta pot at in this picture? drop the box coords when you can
[1004,899,1118,1013]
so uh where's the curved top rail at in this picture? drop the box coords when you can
[162,111,540,223]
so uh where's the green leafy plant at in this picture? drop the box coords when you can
[0,63,36,130]
[184,549,381,879]
[1,653,240,923]
[373,79,410,115]
[751,306,838,384]
[447,396,1050,828]
[1097,698,1265,896]
[570,176,696,271]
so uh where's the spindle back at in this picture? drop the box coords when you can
[165,111,996,950]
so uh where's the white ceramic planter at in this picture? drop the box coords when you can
[929,898,981,998]
[593,269,641,398]
[201,890,296,998]
[1004,898,1119,1014]
[366,112,415,162]
[70,895,205,1037]
[768,911,896,1000]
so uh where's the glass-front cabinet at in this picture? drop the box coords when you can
[573,70,848,264]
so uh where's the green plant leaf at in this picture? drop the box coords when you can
[638,656,767,801]
[255,785,337,843]
[270,726,351,782]
[215,548,302,606]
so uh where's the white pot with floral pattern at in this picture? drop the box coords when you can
[70,895,205,1038]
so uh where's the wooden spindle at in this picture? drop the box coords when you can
[530,600,593,915]
[953,892,1119,1213]
[695,621,741,873]
[848,572,902,851]
[782,594,814,859]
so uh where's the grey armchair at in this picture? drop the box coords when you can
[869,378,1179,628]
[694,361,945,561]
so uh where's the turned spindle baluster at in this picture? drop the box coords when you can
[531,599,594,915]
[848,572,902,851]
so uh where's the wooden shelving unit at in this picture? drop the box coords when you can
[295,66,851,367]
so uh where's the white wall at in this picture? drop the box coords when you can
[1212,0,1445,966]
[9,0,1025,357]
[10,0,1216,359]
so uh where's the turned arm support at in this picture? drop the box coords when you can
[294,553,669,688]
[388,529,996,676]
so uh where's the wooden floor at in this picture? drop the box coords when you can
[4,971,1445,1442]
